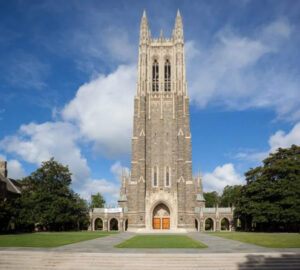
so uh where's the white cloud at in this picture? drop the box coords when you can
[0,63,137,202]
[269,122,300,152]
[63,64,136,157]
[186,19,300,121]
[7,160,26,179]
[110,161,129,182]
[0,121,124,202]
[236,122,300,162]
[80,178,120,202]
[203,163,244,193]
[0,153,26,179]
[0,121,90,185]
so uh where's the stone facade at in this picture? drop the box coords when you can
[90,10,234,232]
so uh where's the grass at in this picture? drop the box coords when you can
[115,235,207,248]
[205,232,300,248]
[0,231,118,248]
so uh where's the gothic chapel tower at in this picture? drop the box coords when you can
[118,10,205,232]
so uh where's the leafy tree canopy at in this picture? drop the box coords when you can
[235,145,300,231]
[220,185,242,207]
[16,158,89,231]
[203,191,219,207]
[90,192,105,209]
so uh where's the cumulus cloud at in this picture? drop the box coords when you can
[203,163,244,193]
[7,160,26,179]
[0,121,90,185]
[63,64,136,157]
[0,154,26,179]
[0,63,136,202]
[110,161,129,182]
[80,178,120,202]
[268,122,300,152]
[0,121,123,201]
[186,18,300,121]
[237,122,300,162]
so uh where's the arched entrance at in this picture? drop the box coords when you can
[153,203,170,229]
[124,219,128,231]
[221,218,230,231]
[94,218,103,230]
[205,218,214,231]
[195,219,199,231]
[109,218,118,231]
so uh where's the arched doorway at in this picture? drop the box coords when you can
[195,219,199,231]
[94,218,103,230]
[109,218,118,231]
[221,218,230,231]
[124,219,128,231]
[205,218,214,231]
[153,203,170,229]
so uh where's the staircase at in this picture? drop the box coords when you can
[1,251,300,270]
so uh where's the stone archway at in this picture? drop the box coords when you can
[153,203,170,229]
[109,218,119,231]
[205,218,214,231]
[94,218,103,230]
[221,217,230,231]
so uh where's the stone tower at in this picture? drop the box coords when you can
[118,10,205,232]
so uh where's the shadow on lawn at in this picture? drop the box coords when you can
[238,253,300,269]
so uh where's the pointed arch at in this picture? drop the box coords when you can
[152,59,159,92]
[94,218,103,230]
[164,59,171,91]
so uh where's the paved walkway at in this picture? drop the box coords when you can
[2,232,299,254]
[1,233,300,269]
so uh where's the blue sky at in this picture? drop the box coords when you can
[0,0,300,205]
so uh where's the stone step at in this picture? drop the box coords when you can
[1,251,300,270]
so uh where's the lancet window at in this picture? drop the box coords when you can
[152,60,159,92]
[153,166,158,187]
[165,166,170,186]
[164,59,171,91]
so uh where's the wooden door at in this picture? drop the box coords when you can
[153,218,161,229]
[162,218,170,229]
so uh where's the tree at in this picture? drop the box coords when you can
[220,185,242,207]
[203,191,219,207]
[16,158,89,231]
[235,145,300,231]
[90,193,105,209]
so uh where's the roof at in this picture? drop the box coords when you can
[0,173,21,194]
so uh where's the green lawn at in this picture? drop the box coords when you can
[115,235,207,248]
[0,231,118,248]
[205,232,300,248]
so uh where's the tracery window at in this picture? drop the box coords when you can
[152,60,159,92]
[164,59,171,91]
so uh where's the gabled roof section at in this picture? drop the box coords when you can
[0,173,21,194]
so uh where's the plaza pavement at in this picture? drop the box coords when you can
[0,232,300,269]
